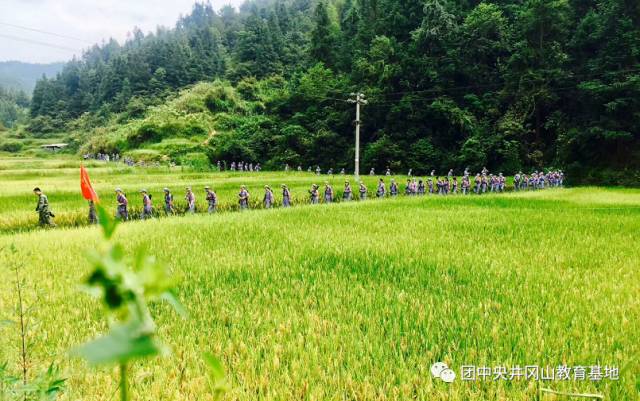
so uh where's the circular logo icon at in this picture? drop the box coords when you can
[431,362,448,379]
[431,362,456,383]
[440,368,456,383]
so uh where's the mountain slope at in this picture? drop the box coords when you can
[16,0,640,184]
[0,61,65,93]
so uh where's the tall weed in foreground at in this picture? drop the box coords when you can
[1,245,66,401]
[72,206,227,401]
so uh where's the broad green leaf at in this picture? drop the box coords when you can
[203,352,229,399]
[110,243,125,262]
[160,292,188,318]
[203,352,225,382]
[73,323,163,365]
[97,205,118,239]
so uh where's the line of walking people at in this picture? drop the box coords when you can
[106,169,563,222]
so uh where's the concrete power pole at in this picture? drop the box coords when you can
[348,93,367,179]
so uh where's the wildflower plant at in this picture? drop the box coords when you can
[73,206,185,401]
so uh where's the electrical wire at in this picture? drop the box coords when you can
[0,32,81,52]
[0,21,93,44]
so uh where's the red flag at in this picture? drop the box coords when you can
[80,165,100,203]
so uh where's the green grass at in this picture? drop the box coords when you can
[1,157,639,401]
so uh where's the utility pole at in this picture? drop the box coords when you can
[348,92,367,179]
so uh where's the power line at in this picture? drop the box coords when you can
[0,21,93,44]
[0,33,80,53]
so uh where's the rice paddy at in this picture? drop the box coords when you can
[1,156,639,400]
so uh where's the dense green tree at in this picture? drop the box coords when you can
[23,0,640,183]
[309,1,339,68]
[0,86,29,128]
[233,12,282,78]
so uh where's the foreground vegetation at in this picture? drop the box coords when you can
[1,157,639,400]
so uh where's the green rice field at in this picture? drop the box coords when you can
[1,156,639,400]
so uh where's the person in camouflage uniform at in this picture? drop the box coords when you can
[359,181,368,200]
[238,185,250,210]
[324,182,334,203]
[388,178,398,196]
[473,174,480,194]
[282,184,291,207]
[163,188,175,215]
[87,200,97,224]
[263,185,274,208]
[205,186,217,213]
[185,187,196,213]
[514,172,522,191]
[404,179,413,196]
[33,187,55,227]
[343,181,353,201]
[115,188,129,221]
[309,184,320,204]
[462,176,470,195]
[376,178,386,198]
[140,189,153,219]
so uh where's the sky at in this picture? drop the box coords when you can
[0,0,244,64]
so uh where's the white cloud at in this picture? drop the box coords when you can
[0,0,244,63]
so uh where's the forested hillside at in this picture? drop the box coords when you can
[22,0,640,183]
[0,61,65,92]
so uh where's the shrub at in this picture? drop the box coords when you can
[81,128,125,154]
[127,123,162,147]
[204,85,242,114]
[213,113,240,131]
[124,96,148,119]
[182,120,207,137]
[205,94,233,114]
[362,134,403,171]
[0,139,23,152]
[28,115,60,136]
[207,131,255,162]
[236,77,259,101]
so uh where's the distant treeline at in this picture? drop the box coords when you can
[0,86,29,129]
[0,61,65,92]
[26,0,640,184]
